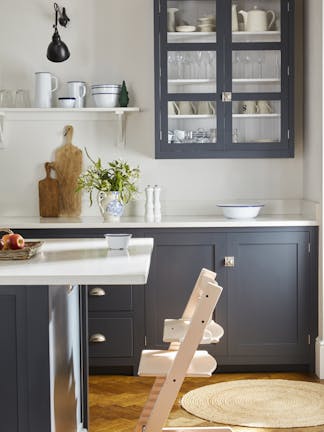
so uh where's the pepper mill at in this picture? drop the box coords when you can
[145,185,154,222]
[154,185,162,222]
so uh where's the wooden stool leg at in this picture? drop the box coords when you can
[134,376,166,432]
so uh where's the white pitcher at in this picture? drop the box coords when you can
[34,72,58,108]
[238,8,276,32]
[232,4,239,32]
[66,81,87,108]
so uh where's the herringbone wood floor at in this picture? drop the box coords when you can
[89,372,324,432]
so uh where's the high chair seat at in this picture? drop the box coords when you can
[138,349,217,377]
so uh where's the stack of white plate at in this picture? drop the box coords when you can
[91,84,121,108]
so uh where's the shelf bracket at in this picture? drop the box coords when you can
[115,110,127,148]
[0,112,5,149]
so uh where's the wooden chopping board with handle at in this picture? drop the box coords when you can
[54,125,83,217]
[38,162,59,217]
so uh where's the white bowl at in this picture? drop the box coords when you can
[58,97,76,108]
[217,204,264,219]
[93,93,119,108]
[92,87,121,95]
[104,233,132,250]
[176,25,196,32]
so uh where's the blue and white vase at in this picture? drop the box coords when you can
[97,191,124,222]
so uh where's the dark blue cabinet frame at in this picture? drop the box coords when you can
[154,0,295,158]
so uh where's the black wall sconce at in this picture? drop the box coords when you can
[47,3,70,63]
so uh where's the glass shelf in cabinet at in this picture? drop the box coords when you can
[168,31,216,43]
[232,31,280,43]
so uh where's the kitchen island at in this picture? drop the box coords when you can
[0,237,153,432]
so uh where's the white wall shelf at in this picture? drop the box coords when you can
[0,107,140,149]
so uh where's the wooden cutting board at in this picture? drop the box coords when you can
[38,162,59,217]
[54,125,83,217]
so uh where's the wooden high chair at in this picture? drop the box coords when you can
[135,268,232,432]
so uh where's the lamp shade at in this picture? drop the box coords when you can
[47,28,70,62]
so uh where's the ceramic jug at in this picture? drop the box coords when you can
[66,81,87,108]
[232,4,239,32]
[167,8,178,32]
[34,72,58,108]
[238,7,276,32]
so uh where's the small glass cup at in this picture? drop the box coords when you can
[0,89,14,107]
[14,89,31,108]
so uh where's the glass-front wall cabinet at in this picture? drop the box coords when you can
[155,0,294,158]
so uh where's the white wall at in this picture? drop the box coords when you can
[0,0,303,217]
[304,0,324,378]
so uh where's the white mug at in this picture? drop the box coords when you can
[178,101,196,115]
[168,101,180,115]
[239,100,258,114]
[257,100,273,114]
[197,101,215,115]
[67,81,87,108]
[34,72,58,108]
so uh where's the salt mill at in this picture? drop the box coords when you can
[145,185,154,222]
[154,185,162,222]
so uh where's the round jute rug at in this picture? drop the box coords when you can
[181,379,324,428]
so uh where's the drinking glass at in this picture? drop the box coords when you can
[0,89,13,107]
[255,52,266,78]
[242,54,252,79]
[14,89,31,108]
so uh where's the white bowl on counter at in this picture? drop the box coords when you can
[217,203,264,219]
[104,233,132,250]
[93,92,119,108]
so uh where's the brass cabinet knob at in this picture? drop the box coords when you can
[89,287,106,297]
[89,333,107,343]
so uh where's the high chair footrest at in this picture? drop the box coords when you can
[138,349,217,377]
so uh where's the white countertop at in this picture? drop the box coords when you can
[0,215,319,229]
[0,238,154,286]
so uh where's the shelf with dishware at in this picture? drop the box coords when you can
[232,30,281,42]
[168,114,216,119]
[167,30,280,44]
[0,107,140,149]
[233,113,280,118]
[168,31,216,43]
[156,0,293,158]
[168,79,216,85]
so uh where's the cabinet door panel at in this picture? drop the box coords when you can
[0,294,19,431]
[227,231,310,363]
[145,232,227,356]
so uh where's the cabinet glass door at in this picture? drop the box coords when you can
[227,0,292,155]
[157,0,220,156]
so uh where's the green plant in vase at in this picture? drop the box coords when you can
[77,149,140,221]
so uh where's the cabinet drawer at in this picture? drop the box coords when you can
[87,285,133,311]
[89,318,133,358]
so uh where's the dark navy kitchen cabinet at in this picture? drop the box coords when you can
[87,284,145,374]
[155,0,295,158]
[225,230,316,367]
[16,226,317,372]
[0,286,51,432]
[144,228,317,371]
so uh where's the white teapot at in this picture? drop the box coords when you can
[238,7,276,32]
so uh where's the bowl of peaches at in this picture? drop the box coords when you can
[0,228,43,260]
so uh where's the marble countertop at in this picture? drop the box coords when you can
[0,238,154,286]
[0,215,319,229]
